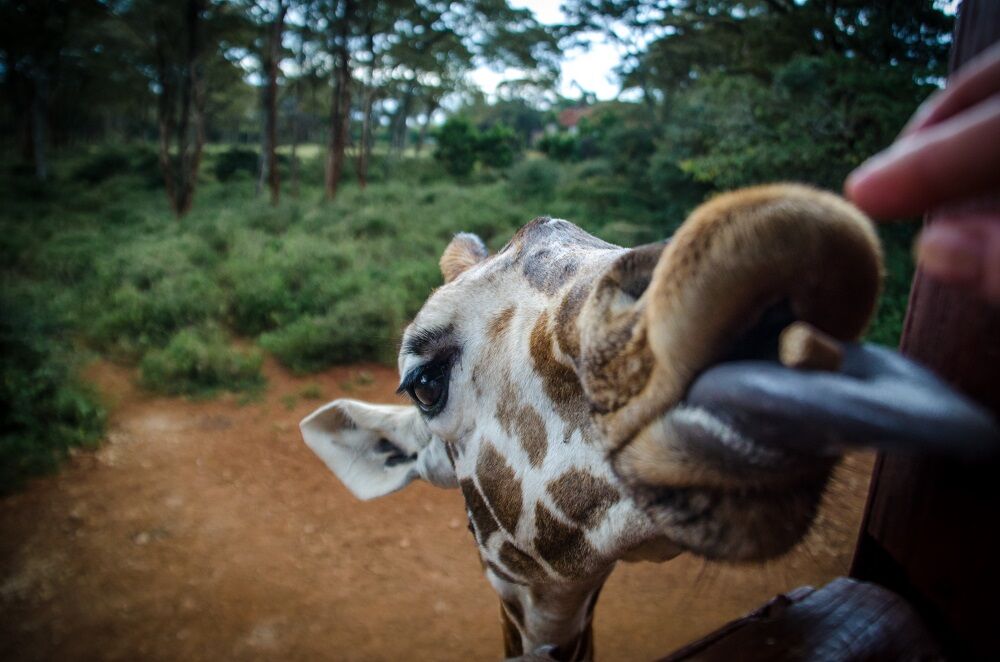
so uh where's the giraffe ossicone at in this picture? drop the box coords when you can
[301,183,999,661]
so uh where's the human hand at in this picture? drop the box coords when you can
[845,42,1000,304]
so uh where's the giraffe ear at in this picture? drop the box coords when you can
[300,399,458,500]
[440,232,488,283]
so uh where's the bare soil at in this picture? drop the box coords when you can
[0,358,873,661]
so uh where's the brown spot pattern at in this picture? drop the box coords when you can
[459,479,499,544]
[577,243,665,415]
[547,469,621,529]
[496,378,547,467]
[488,305,516,343]
[583,317,655,414]
[555,280,589,361]
[533,502,600,579]
[499,541,548,583]
[477,442,523,535]
[529,312,592,441]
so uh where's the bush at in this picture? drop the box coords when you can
[73,147,133,184]
[476,124,519,168]
[1,289,105,493]
[140,326,264,396]
[89,271,225,357]
[537,132,578,161]
[434,117,478,177]
[214,146,259,182]
[507,158,561,200]
[259,294,405,373]
[221,230,356,335]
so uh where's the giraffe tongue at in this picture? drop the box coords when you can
[682,342,1000,457]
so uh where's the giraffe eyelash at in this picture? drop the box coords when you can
[397,350,459,417]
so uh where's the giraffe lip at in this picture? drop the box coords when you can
[683,342,1000,458]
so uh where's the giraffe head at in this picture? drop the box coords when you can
[301,184,997,660]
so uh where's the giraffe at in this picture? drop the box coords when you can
[300,184,998,660]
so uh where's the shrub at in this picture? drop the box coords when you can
[89,271,225,357]
[221,230,356,336]
[73,146,133,183]
[214,146,259,182]
[259,293,405,373]
[140,326,264,396]
[476,124,519,169]
[537,132,578,161]
[1,289,105,493]
[507,158,560,200]
[434,117,478,177]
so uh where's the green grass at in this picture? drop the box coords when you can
[0,142,916,491]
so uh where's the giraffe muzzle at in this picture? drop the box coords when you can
[591,185,999,494]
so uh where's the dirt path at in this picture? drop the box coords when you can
[0,359,873,661]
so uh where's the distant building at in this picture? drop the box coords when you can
[556,106,595,135]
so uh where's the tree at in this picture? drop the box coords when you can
[0,0,107,181]
[434,117,477,177]
[253,0,289,205]
[113,0,248,217]
[315,0,559,199]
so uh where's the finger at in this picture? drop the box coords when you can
[917,217,1000,304]
[845,94,1000,219]
[900,41,1000,137]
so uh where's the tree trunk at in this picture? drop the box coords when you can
[324,56,352,199]
[390,82,415,154]
[29,72,49,182]
[153,0,207,218]
[356,88,375,189]
[154,31,178,212]
[258,3,287,205]
[256,83,269,198]
[415,96,439,155]
[174,0,207,217]
[324,0,354,201]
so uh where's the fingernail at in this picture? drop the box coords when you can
[917,225,983,283]
[844,162,874,201]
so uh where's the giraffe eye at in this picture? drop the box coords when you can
[405,362,449,415]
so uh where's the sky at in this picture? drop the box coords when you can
[469,0,627,101]
[469,0,962,102]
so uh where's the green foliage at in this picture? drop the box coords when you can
[435,118,524,176]
[476,124,519,168]
[1,287,105,493]
[537,132,578,161]
[507,158,561,201]
[867,223,920,347]
[434,117,478,177]
[73,147,133,184]
[140,326,264,396]
[259,295,405,373]
[213,146,260,182]
[71,145,163,187]
[86,236,226,357]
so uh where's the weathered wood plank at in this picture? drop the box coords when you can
[658,578,941,661]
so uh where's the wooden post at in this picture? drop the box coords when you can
[850,2,1000,659]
